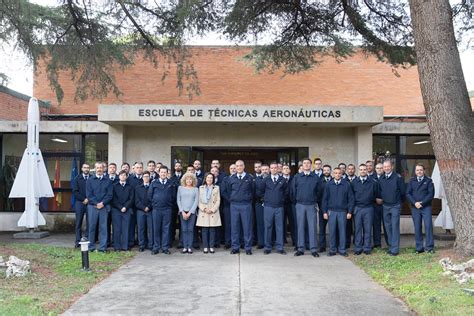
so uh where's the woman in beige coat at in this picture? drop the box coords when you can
[196,173,222,254]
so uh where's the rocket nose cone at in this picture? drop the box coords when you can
[28,97,40,121]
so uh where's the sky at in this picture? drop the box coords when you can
[0,1,473,96]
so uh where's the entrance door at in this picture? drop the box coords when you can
[171,147,308,175]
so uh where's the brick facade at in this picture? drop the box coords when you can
[0,87,30,121]
[34,47,427,116]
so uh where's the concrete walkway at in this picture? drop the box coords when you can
[64,250,410,315]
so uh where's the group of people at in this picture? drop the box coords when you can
[72,157,435,257]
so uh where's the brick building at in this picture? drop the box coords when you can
[1,46,470,231]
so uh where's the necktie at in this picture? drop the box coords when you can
[145,184,149,188]
[162,180,165,185]
[239,175,242,180]
[273,177,277,184]
[336,181,339,185]
[418,177,422,182]
[85,176,88,181]
[121,183,125,187]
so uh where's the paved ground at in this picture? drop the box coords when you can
[60,249,410,316]
[1,232,454,315]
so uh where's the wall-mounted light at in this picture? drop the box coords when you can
[413,140,430,145]
[51,136,68,143]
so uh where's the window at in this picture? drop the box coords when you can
[1,133,107,212]
[373,134,438,215]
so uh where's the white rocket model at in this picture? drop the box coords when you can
[9,97,54,228]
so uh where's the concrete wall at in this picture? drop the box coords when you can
[0,212,76,232]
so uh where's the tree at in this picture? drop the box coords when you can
[1,0,472,255]
[409,0,473,255]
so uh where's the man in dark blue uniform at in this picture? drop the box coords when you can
[406,164,435,254]
[378,160,406,256]
[254,162,266,249]
[317,164,332,253]
[148,166,177,255]
[111,170,134,251]
[322,167,354,257]
[256,162,289,255]
[372,163,389,248]
[291,158,320,257]
[193,160,205,187]
[228,160,255,255]
[351,164,377,255]
[135,171,153,252]
[72,163,90,248]
[282,164,295,246]
[170,161,183,248]
[312,158,323,178]
[146,160,158,182]
[127,162,144,248]
[216,164,235,249]
[86,162,113,252]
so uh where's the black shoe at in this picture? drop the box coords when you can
[294,251,304,256]
[98,250,106,253]
[319,247,326,253]
[328,252,336,256]
[354,251,362,256]
[151,250,159,255]
[311,252,320,258]
[224,244,231,250]
[246,250,253,255]
[214,244,221,249]
[427,249,435,254]
[415,249,425,254]
[363,251,371,255]
[162,250,171,255]
[373,244,382,248]
[389,252,398,256]
[139,247,145,252]
[230,249,240,254]
[339,252,348,257]
[188,250,193,254]
[293,246,298,251]
[264,250,271,255]
[277,250,287,255]
[257,245,264,249]
[74,244,80,248]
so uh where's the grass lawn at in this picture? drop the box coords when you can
[350,246,474,316]
[0,243,135,315]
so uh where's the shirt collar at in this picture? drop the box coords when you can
[385,172,393,178]
[237,172,246,178]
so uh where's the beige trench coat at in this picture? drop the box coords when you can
[196,185,222,227]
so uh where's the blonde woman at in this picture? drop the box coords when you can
[177,172,199,254]
[196,173,221,254]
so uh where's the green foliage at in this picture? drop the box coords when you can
[351,247,474,315]
[0,0,472,103]
[0,162,16,211]
[0,243,134,315]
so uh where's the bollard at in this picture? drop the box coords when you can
[79,237,90,271]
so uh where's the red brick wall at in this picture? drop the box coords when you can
[34,47,426,116]
[0,91,29,120]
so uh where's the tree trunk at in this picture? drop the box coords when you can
[409,0,473,256]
